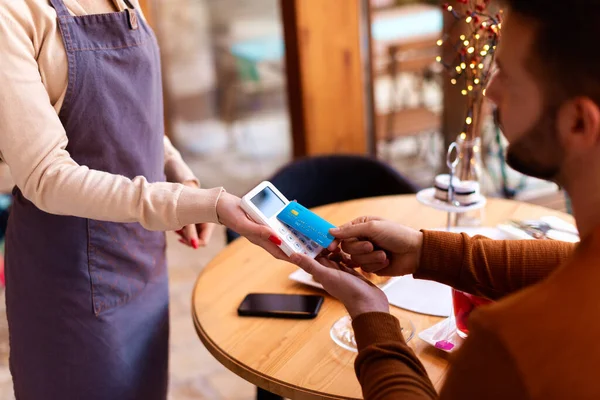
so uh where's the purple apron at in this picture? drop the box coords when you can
[5,1,169,398]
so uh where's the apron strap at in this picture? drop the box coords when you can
[48,0,70,17]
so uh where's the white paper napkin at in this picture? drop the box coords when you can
[418,316,465,353]
[384,275,452,317]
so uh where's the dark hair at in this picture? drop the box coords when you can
[501,0,600,105]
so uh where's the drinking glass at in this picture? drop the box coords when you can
[452,289,493,338]
[330,314,415,352]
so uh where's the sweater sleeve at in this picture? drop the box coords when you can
[353,313,438,400]
[353,312,529,400]
[414,231,575,299]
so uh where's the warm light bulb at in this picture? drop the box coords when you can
[448,5,453,11]
[475,34,481,40]
[456,66,462,73]
[436,56,442,62]
[461,90,468,96]
[460,132,467,139]
[460,35,466,41]
[479,63,485,69]
[466,117,473,125]
[484,44,490,51]
[464,40,469,46]
[474,78,480,84]
[451,79,457,85]
[480,50,488,56]
[482,22,487,27]
[468,47,475,54]
[473,145,480,153]
[483,88,487,96]
[460,62,467,69]
[470,63,476,69]
[468,85,474,91]
[437,39,443,46]
[466,16,473,23]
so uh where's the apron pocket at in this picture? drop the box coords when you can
[87,220,166,315]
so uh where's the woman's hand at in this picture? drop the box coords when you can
[216,192,288,260]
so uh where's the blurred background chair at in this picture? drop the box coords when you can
[375,38,441,162]
[227,155,420,243]
[370,4,443,164]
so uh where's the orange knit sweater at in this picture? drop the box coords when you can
[351,230,595,399]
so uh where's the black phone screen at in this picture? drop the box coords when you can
[238,293,324,319]
[250,187,286,218]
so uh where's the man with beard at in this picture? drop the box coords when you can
[289,0,600,399]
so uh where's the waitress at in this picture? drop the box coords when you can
[0,1,284,399]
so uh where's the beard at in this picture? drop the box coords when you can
[495,107,565,181]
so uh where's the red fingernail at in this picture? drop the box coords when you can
[191,239,199,249]
[269,235,282,245]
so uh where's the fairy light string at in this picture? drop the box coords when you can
[438,0,503,141]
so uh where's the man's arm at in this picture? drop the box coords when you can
[289,246,532,400]
[353,311,529,400]
[415,231,575,300]
[329,218,576,300]
[353,313,438,400]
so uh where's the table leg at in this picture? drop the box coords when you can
[257,387,284,400]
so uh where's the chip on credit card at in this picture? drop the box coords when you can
[276,202,336,248]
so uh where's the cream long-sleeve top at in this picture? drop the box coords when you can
[0,0,223,231]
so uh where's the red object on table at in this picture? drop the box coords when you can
[452,289,492,337]
[0,257,4,287]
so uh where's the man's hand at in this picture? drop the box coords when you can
[330,217,424,277]
[290,253,389,319]
[176,181,216,249]
[216,192,288,260]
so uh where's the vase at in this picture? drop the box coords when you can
[454,94,486,226]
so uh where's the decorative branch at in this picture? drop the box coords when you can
[437,0,502,140]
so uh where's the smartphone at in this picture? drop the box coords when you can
[240,181,324,258]
[237,293,324,319]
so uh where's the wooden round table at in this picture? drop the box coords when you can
[192,195,574,399]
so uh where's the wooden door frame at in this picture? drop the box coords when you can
[281,0,468,162]
[280,0,375,158]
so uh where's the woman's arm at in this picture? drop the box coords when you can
[0,7,221,231]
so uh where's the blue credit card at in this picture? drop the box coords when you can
[277,202,336,248]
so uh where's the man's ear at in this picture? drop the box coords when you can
[557,97,600,151]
